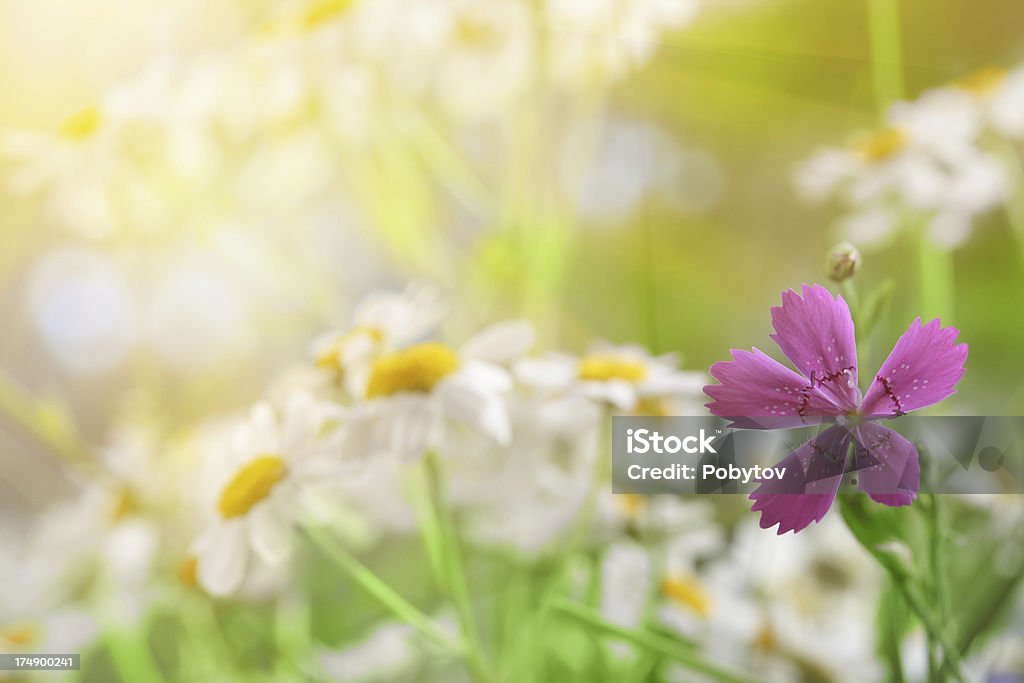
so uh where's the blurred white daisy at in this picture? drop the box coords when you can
[309,283,447,395]
[192,392,344,596]
[344,320,534,461]
[515,342,705,413]
[795,85,1008,249]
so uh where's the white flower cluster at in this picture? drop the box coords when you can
[0,0,699,242]
[795,65,1024,249]
[179,283,706,595]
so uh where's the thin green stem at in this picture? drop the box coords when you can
[552,600,758,683]
[997,140,1024,269]
[865,0,905,108]
[422,451,494,683]
[917,230,955,322]
[302,524,458,651]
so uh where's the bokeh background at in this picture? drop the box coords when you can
[2,0,1024,681]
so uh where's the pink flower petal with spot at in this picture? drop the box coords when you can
[749,425,851,534]
[860,318,968,417]
[770,284,860,412]
[853,422,919,507]
[704,348,844,429]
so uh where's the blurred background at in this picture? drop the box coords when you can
[2,0,1024,681]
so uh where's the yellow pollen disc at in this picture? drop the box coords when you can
[958,66,1008,96]
[854,127,906,163]
[218,455,288,519]
[455,19,498,47]
[661,576,712,618]
[617,493,647,519]
[1,625,36,646]
[633,397,671,416]
[753,622,777,652]
[578,355,648,383]
[301,0,356,29]
[59,106,102,141]
[178,557,198,587]
[111,487,141,521]
[365,342,460,398]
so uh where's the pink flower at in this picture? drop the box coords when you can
[704,284,968,534]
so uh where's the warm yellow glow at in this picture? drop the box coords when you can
[578,355,648,382]
[365,343,460,398]
[218,455,288,519]
[661,575,712,617]
[58,105,102,140]
[854,127,906,163]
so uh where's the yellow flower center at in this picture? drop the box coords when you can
[1,625,37,647]
[315,326,384,373]
[59,106,102,141]
[633,397,672,416]
[661,576,712,618]
[218,455,288,519]
[616,493,647,519]
[300,0,356,29]
[178,557,198,587]
[854,127,906,163]
[753,621,777,652]
[110,487,141,521]
[578,355,648,383]
[958,66,1008,97]
[365,343,460,398]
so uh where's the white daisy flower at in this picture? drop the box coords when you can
[344,319,535,462]
[515,342,705,413]
[954,65,1024,140]
[795,87,1007,249]
[310,283,446,394]
[191,392,343,596]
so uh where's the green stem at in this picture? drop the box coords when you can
[917,231,955,322]
[865,0,905,108]
[422,451,494,683]
[998,140,1024,269]
[302,524,458,651]
[552,600,758,683]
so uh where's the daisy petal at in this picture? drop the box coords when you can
[248,499,292,565]
[748,425,851,534]
[704,348,843,429]
[436,372,511,444]
[853,423,919,506]
[460,320,535,364]
[196,522,248,596]
[769,284,860,411]
[860,318,968,417]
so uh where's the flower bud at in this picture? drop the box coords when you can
[825,242,861,282]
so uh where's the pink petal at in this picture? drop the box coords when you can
[860,318,968,417]
[853,422,919,507]
[749,425,851,534]
[704,348,844,429]
[770,284,860,412]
